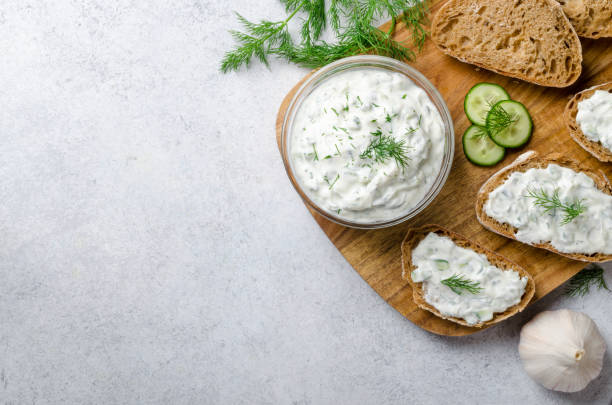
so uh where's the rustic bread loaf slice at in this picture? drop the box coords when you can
[556,0,612,38]
[401,224,535,328]
[475,151,612,262]
[565,82,612,162]
[431,0,582,87]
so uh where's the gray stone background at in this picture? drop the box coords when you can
[0,1,610,404]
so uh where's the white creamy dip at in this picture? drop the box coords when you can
[289,68,445,222]
[411,232,527,325]
[484,164,612,254]
[576,90,612,152]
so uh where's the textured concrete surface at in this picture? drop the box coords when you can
[0,1,610,404]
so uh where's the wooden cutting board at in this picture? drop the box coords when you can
[275,0,612,336]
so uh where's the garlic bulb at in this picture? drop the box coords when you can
[519,309,606,392]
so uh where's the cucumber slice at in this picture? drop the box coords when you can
[476,310,493,321]
[434,259,450,270]
[486,100,533,148]
[462,125,505,166]
[464,83,510,126]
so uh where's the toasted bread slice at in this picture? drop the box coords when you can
[565,82,612,163]
[401,224,535,328]
[476,151,612,262]
[431,0,582,87]
[556,0,612,39]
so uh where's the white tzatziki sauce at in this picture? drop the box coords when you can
[576,90,612,152]
[289,68,445,223]
[411,232,527,325]
[484,164,612,254]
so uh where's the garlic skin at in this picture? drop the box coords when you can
[519,309,606,392]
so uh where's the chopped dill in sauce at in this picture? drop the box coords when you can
[289,68,445,222]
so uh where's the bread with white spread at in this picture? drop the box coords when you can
[401,224,535,328]
[565,82,612,163]
[476,151,612,262]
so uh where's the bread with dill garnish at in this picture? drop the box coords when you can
[475,151,612,262]
[401,224,535,328]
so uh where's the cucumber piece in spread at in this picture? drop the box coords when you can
[486,100,533,148]
[434,259,450,270]
[464,83,511,126]
[476,310,493,321]
[462,125,505,166]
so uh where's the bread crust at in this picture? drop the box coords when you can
[556,0,612,39]
[401,224,536,328]
[565,82,612,163]
[475,151,612,262]
[431,0,583,87]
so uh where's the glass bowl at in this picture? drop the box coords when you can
[280,55,454,229]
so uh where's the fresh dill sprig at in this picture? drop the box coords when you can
[441,274,483,295]
[401,0,429,51]
[221,0,431,73]
[220,10,298,73]
[280,21,417,68]
[359,134,411,169]
[525,187,586,225]
[469,125,489,139]
[565,264,610,297]
[486,103,518,136]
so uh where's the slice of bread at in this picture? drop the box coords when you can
[431,0,582,87]
[401,224,536,328]
[475,151,612,262]
[556,0,612,39]
[565,82,612,163]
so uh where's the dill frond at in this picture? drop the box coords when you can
[221,0,431,73]
[298,0,326,44]
[441,274,483,295]
[359,133,411,169]
[220,11,299,73]
[486,103,518,136]
[279,21,416,68]
[565,264,610,297]
[525,187,586,225]
[470,126,489,139]
[401,0,429,51]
